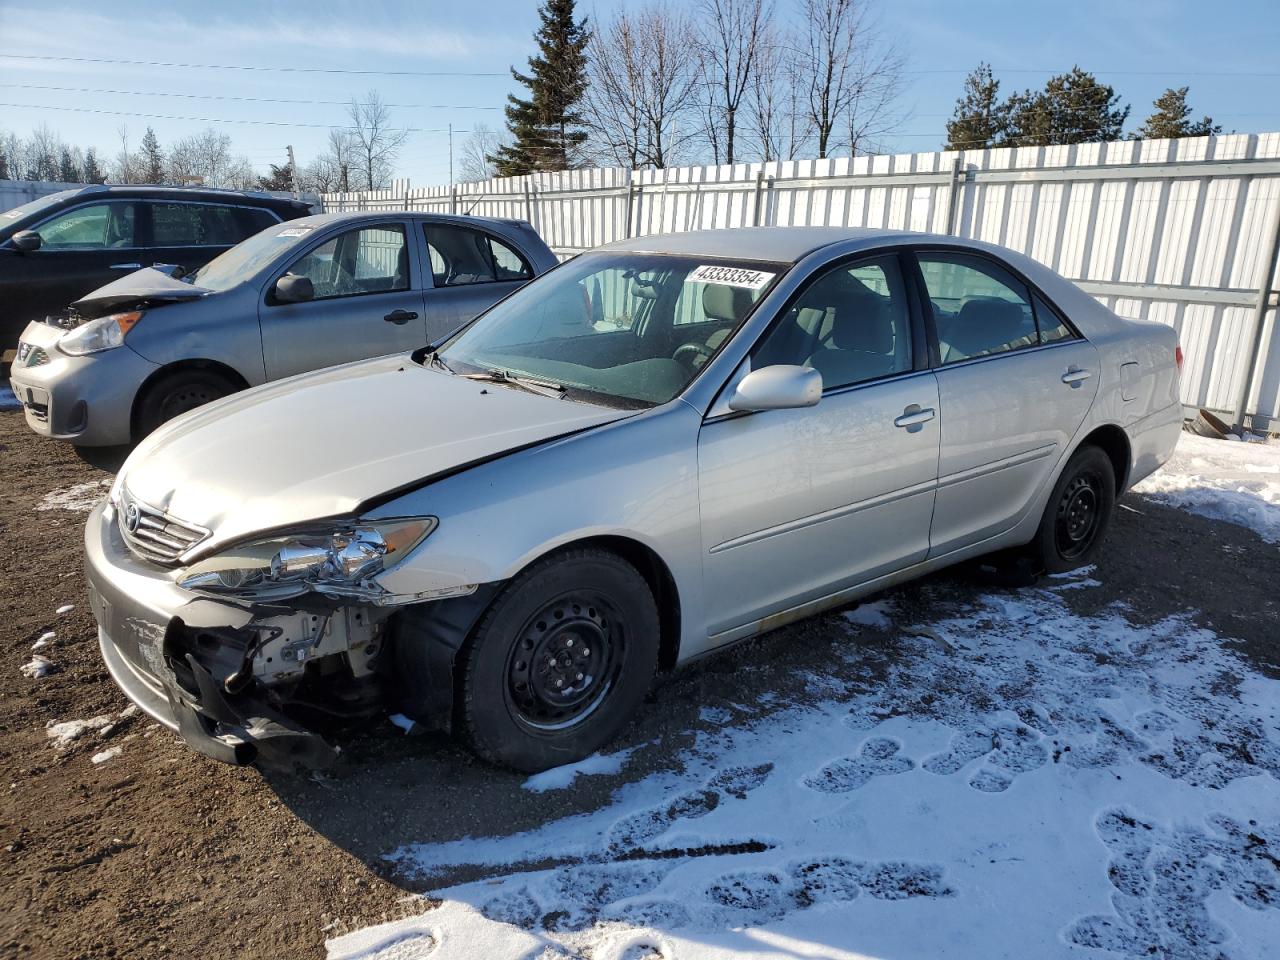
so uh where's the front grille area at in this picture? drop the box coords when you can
[118,491,211,565]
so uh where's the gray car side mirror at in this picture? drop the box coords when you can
[728,364,823,412]
[11,230,41,253]
[275,274,314,303]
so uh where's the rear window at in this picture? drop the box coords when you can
[148,202,277,247]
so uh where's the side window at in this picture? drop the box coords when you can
[149,203,246,247]
[36,202,136,249]
[233,207,281,238]
[282,224,409,301]
[424,224,532,286]
[1033,293,1075,344]
[754,255,912,391]
[917,254,1039,364]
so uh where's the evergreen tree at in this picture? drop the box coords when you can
[139,127,165,184]
[0,151,8,181]
[58,146,80,182]
[82,148,105,184]
[945,63,1007,150]
[257,163,294,191]
[1135,87,1220,140]
[492,0,590,175]
[1001,67,1129,147]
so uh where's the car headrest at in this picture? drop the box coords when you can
[826,275,894,353]
[950,299,1028,354]
[630,276,661,300]
[702,283,753,322]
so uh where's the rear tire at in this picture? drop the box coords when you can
[457,548,660,772]
[136,369,238,438]
[1030,444,1116,574]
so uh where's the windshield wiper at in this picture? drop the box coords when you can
[411,345,456,374]
[462,367,566,399]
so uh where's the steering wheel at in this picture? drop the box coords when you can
[674,342,714,371]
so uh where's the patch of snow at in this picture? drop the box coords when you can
[91,747,122,765]
[35,630,55,646]
[118,704,139,719]
[36,478,112,513]
[19,656,56,679]
[388,713,417,734]
[840,599,892,629]
[1135,432,1280,542]
[522,749,636,793]
[330,586,1280,960]
[46,715,114,748]
[0,387,20,411]
[56,604,74,615]
[31,639,49,652]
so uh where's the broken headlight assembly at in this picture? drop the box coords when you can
[58,311,144,356]
[177,518,437,602]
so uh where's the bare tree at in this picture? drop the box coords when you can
[697,0,772,165]
[746,23,812,161]
[585,3,700,168]
[304,129,358,192]
[458,124,507,182]
[166,129,258,188]
[346,91,408,190]
[795,0,904,158]
[113,125,134,183]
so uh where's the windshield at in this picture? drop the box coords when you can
[436,252,785,408]
[189,221,318,292]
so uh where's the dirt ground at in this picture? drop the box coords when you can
[0,407,1276,960]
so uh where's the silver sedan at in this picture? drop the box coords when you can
[9,211,556,445]
[83,227,1183,771]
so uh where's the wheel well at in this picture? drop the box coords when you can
[553,535,683,672]
[1078,424,1131,493]
[130,359,250,440]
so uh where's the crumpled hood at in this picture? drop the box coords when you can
[72,266,210,317]
[120,356,630,555]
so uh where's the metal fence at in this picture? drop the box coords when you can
[324,132,1280,429]
[0,179,86,211]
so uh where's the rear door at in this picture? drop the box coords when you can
[144,201,280,275]
[915,250,1099,555]
[259,220,428,379]
[420,222,536,341]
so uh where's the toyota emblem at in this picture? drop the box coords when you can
[124,502,140,533]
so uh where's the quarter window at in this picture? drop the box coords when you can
[35,202,136,249]
[753,256,913,391]
[282,224,410,301]
[917,254,1042,364]
[149,203,257,247]
[424,224,532,286]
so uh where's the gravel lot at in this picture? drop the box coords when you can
[0,407,1276,960]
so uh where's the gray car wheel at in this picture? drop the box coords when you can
[457,548,660,772]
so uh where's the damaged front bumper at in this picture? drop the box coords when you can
[85,501,360,768]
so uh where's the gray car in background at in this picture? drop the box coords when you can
[8,211,557,445]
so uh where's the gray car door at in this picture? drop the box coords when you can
[259,220,428,380]
[697,254,940,639]
[916,250,1100,556]
[420,221,535,341]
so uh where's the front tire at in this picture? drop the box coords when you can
[1031,444,1116,574]
[457,548,660,772]
[137,369,238,438]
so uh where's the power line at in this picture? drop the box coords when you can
[0,100,465,132]
[905,67,1280,78]
[0,82,502,111]
[0,53,507,77]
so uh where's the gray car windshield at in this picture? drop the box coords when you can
[188,223,316,292]
[436,252,784,408]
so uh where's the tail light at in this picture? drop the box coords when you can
[1175,345,1184,373]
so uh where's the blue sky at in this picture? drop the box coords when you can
[1,0,1278,183]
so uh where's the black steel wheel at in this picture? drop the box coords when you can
[137,369,238,439]
[458,548,659,772]
[1031,444,1117,574]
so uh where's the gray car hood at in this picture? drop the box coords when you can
[120,355,631,555]
[72,267,210,317]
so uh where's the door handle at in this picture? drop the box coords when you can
[1061,368,1092,385]
[384,309,418,325]
[894,405,936,429]
[109,262,142,270]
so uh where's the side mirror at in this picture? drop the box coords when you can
[728,364,823,412]
[11,230,41,253]
[274,274,314,303]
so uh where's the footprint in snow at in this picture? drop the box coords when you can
[803,736,914,793]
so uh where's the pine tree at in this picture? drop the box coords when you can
[58,146,80,183]
[0,151,8,181]
[140,127,165,184]
[1135,87,1221,140]
[257,163,294,191]
[1002,67,1129,147]
[492,0,590,176]
[945,63,1007,150]
[82,148,105,184]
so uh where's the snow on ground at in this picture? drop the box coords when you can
[1134,433,1279,543]
[0,387,20,411]
[522,749,637,794]
[45,715,114,748]
[328,569,1280,960]
[36,478,112,513]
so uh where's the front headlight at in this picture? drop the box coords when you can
[177,517,437,600]
[58,311,143,356]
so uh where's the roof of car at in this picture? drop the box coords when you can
[286,210,534,230]
[67,184,311,209]
[600,226,925,263]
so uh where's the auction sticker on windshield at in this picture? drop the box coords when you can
[687,264,775,290]
[277,226,314,237]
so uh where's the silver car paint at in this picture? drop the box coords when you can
[95,227,1182,671]
[9,212,556,445]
